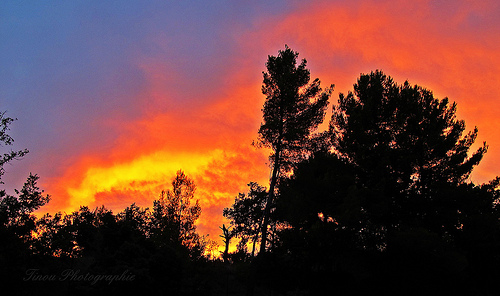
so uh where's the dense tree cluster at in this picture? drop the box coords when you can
[1,46,499,295]
[271,70,500,294]
[1,167,215,294]
[225,47,500,295]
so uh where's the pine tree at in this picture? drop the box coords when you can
[257,45,332,253]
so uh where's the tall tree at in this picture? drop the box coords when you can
[257,45,332,253]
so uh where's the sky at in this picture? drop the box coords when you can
[1,0,500,246]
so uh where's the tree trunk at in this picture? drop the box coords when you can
[251,233,258,257]
[259,142,281,254]
[223,236,230,263]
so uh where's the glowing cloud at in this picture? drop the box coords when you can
[41,58,270,239]
[65,150,223,211]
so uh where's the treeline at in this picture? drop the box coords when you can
[0,169,220,295]
[1,46,500,295]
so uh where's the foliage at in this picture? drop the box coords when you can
[273,70,500,295]
[329,70,492,237]
[223,182,267,256]
[150,170,204,258]
[0,111,29,183]
[0,114,53,292]
[277,152,357,229]
[258,45,333,171]
[0,174,51,239]
[0,112,49,250]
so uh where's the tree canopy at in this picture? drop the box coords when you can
[329,70,491,235]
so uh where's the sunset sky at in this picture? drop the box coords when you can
[2,0,500,244]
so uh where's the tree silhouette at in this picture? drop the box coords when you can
[0,174,50,239]
[0,111,29,183]
[270,70,500,294]
[219,224,232,262]
[0,112,49,252]
[0,112,53,291]
[2,62,500,294]
[150,170,204,258]
[257,45,332,253]
[329,70,492,239]
[223,182,267,257]
[277,152,357,229]
[275,152,362,292]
